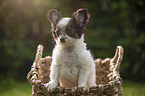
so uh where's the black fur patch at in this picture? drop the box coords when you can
[66,19,84,39]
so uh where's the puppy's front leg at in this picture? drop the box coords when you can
[46,63,59,91]
[78,66,89,88]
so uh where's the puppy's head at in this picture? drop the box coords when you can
[48,9,90,46]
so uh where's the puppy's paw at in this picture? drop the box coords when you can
[78,82,86,88]
[78,83,85,89]
[46,81,58,92]
[78,85,85,89]
[78,86,84,89]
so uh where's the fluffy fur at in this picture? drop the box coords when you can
[46,9,96,91]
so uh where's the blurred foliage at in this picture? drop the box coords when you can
[0,0,145,82]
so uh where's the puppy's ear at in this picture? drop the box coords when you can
[47,9,62,27]
[72,9,90,27]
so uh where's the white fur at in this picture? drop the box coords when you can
[47,35,96,90]
[57,18,70,29]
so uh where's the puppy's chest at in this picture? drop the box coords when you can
[56,46,79,65]
[56,48,80,78]
[60,53,78,65]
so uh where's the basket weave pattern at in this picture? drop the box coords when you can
[27,45,124,96]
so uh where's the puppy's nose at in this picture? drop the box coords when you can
[60,37,66,43]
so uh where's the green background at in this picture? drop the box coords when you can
[0,0,145,83]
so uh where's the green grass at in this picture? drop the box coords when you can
[0,80,145,96]
[123,81,145,96]
[0,79,31,96]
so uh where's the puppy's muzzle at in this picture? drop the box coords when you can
[60,36,67,43]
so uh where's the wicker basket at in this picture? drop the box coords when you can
[27,45,124,96]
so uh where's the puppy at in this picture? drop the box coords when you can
[47,9,96,91]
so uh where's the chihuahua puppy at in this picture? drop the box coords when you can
[47,9,96,91]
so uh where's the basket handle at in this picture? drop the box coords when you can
[27,45,44,85]
[111,46,124,72]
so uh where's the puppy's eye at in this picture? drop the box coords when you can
[66,27,74,35]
